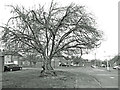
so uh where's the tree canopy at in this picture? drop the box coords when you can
[1,1,103,73]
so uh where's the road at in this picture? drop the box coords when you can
[55,66,119,88]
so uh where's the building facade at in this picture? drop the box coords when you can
[3,51,22,65]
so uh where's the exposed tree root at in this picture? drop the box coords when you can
[39,66,57,77]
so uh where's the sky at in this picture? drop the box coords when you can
[0,0,119,60]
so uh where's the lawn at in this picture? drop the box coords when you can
[2,69,76,88]
[3,66,116,88]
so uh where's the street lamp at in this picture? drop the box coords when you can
[94,45,97,66]
[104,51,110,71]
[106,59,110,71]
[95,52,96,66]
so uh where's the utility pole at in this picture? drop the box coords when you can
[107,55,112,71]
[95,45,97,66]
[106,59,109,71]
[95,52,96,66]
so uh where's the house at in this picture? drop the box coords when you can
[3,51,23,65]
[0,50,23,71]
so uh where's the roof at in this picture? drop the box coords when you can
[3,51,23,57]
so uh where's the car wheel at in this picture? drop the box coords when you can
[10,69,13,71]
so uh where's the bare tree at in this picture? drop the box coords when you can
[1,1,103,76]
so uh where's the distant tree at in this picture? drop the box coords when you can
[91,59,102,66]
[23,53,39,66]
[1,1,103,76]
[72,56,81,64]
[96,60,102,66]
[91,60,95,65]
[109,55,120,66]
[102,61,107,66]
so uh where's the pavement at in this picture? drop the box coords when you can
[55,66,119,88]
[88,67,118,88]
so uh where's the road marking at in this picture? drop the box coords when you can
[110,76,115,79]
[93,77,102,88]
[88,74,102,88]
[95,74,118,76]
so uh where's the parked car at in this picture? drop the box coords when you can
[100,64,106,67]
[4,64,22,72]
[113,65,120,70]
[118,66,120,70]
[73,64,80,67]
[59,63,69,67]
[91,65,97,68]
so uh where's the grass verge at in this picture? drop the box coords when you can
[2,69,76,88]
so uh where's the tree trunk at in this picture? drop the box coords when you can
[40,57,57,77]
[30,61,32,66]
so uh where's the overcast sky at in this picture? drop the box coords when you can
[0,0,119,60]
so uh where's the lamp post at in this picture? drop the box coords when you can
[104,51,110,71]
[106,59,110,71]
[95,52,96,66]
[94,45,97,67]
